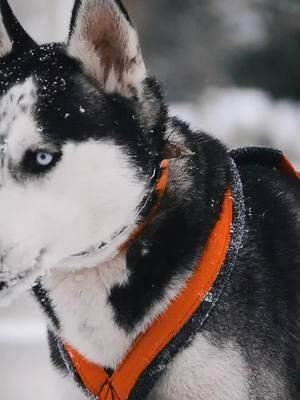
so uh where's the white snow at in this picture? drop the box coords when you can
[171,87,300,167]
[0,319,46,343]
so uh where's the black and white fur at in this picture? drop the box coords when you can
[0,1,299,399]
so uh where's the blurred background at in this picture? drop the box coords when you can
[1,1,299,399]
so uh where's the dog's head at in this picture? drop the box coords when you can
[0,0,168,301]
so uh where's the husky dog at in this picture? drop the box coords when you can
[0,0,299,399]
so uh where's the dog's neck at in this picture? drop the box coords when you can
[42,252,135,369]
[42,248,193,370]
[37,121,230,370]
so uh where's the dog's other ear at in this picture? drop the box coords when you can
[0,0,36,57]
[67,0,146,98]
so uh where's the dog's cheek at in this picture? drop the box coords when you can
[0,186,46,264]
[33,141,147,265]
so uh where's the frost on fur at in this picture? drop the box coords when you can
[67,0,146,98]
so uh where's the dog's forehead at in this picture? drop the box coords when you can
[0,44,105,145]
[0,77,37,137]
[0,77,44,163]
[0,44,65,90]
[0,44,85,109]
[0,43,145,153]
[0,45,78,149]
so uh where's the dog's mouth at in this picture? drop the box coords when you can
[0,267,37,290]
[0,266,43,304]
[0,250,45,299]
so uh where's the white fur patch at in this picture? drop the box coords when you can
[0,76,40,186]
[0,14,12,56]
[43,255,194,370]
[0,77,37,145]
[0,78,42,190]
[44,253,131,368]
[38,140,146,268]
[0,80,42,282]
[149,335,249,400]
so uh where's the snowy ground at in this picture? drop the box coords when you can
[0,90,299,399]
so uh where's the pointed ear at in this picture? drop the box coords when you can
[0,0,36,57]
[67,0,146,98]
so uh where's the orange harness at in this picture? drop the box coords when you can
[281,156,300,180]
[58,148,299,400]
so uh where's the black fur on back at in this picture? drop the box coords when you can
[202,158,300,398]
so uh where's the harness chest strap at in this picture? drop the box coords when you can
[64,151,299,400]
[65,189,233,399]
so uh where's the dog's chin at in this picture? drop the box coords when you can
[0,267,43,307]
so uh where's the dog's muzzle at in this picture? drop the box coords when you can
[0,247,45,296]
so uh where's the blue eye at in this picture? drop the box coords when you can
[22,149,62,175]
[36,152,53,166]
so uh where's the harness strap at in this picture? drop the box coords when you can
[65,182,236,399]
[120,159,170,251]
[61,147,299,400]
[281,156,300,180]
[230,146,300,180]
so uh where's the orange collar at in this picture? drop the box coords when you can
[280,156,300,180]
[121,159,170,251]
[64,186,233,400]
